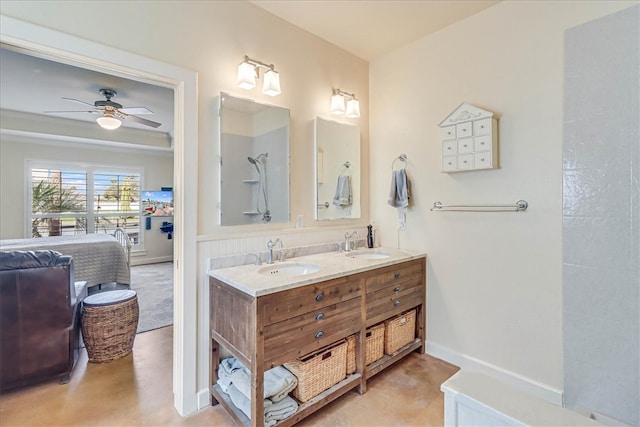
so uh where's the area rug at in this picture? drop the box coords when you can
[130,262,173,333]
[89,262,173,333]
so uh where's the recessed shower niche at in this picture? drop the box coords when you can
[217,94,290,226]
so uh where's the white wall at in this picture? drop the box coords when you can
[370,0,635,401]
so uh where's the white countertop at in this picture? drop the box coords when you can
[208,247,426,297]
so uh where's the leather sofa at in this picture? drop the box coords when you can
[0,250,86,391]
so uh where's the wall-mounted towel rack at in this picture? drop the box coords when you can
[431,200,528,212]
[318,202,329,209]
[339,161,351,176]
[392,154,407,170]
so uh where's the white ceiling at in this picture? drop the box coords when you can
[249,0,501,61]
[0,47,174,135]
[0,1,499,137]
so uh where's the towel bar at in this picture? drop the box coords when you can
[431,200,528,212]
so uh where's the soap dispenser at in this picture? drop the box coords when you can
[367,224,374,248]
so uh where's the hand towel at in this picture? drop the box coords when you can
[226,384,297,427]
[230,365,298,403]
[387,169,410,208]
[264,396,299,425]
[217,357,245,393]
[333,175,352,207]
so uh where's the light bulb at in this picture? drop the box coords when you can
[237,62,256,90]
[262,69,281,96]
[96,115,122,130]
[346,99,360,118]
[330,93,345,115]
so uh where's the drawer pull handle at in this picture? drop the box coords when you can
[394,272,400,279]
[315,292,324,301]
[394,300,401,307]
[315,312,325,320]
[315,331,324,339]
[394,286,401,292]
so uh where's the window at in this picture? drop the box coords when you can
[28,161,143,246]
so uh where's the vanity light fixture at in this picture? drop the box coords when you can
[96,110,122,130]
[330,89,360,118]
[237,55,281,96]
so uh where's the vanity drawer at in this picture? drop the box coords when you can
[366,286,423,326]
[457,154,473,170]
[473,118,492,136]
[457,138,474,154]
[442,140,457,156]
[259,275,362,326]
[263,297,362,369]
[441,125,456,140]
[455,122,473,138]
[365,259,424,294]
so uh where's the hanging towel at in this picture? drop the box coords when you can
[217,357,246,393]
[387,169,411,208]
[333,175,352,207]
[226,384,298,427]
[230,365,298,403]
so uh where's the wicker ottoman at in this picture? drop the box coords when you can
[82,290,139,363]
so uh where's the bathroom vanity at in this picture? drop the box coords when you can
[209,248,426,426]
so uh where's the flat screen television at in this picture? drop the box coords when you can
[142,190,174,217]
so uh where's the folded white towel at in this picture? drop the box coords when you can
[226,383,298,427]
[264,395,299,425]
[230,365,298,403]
[333,175,352,207]
[387,169,410,208]
[217,357,245,393]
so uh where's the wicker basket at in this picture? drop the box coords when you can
[284,340,347,402]
[346,323,386,373]
[82,291,139,363]
[384,309,416,355]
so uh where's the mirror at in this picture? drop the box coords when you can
[314,117,361,220]
[218,94,290,226]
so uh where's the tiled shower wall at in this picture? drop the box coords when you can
[562,5,639,426]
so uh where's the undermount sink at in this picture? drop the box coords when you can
[346,250,391,260]
[258,262,322,277]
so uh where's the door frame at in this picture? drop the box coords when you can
[0,15,199,416]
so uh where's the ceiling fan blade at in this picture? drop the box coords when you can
[121,112,162,128]
[44,110,98,114]
[119,107,154,115]
[61,97,96,108]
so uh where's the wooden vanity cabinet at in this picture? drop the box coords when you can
[209,256,426,426]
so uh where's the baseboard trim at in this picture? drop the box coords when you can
[131,255,173,266]
[197,388,211,410]
[427,341,563,406]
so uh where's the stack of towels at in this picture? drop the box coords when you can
[217,357,299,427]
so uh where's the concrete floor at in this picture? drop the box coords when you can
[0,327,459,426]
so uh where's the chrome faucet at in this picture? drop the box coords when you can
[266,238,282,264]
[344,231,360,252]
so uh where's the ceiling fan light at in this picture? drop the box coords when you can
[262,69,281,96]
[237,62,256,90]
[330,94,345,115]
[346,98,360,118]
[96,115,122,130]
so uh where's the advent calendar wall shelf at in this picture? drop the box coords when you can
[439,103,498,173]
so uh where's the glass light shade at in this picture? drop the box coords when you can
[262,69,281,96]
[96,115,122,130]
[346,99,360,118]
[330,94,345,114]
[237,62,256,90]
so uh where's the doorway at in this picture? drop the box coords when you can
[0,15,199,416]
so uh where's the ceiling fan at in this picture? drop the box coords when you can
[45,88,162,130]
